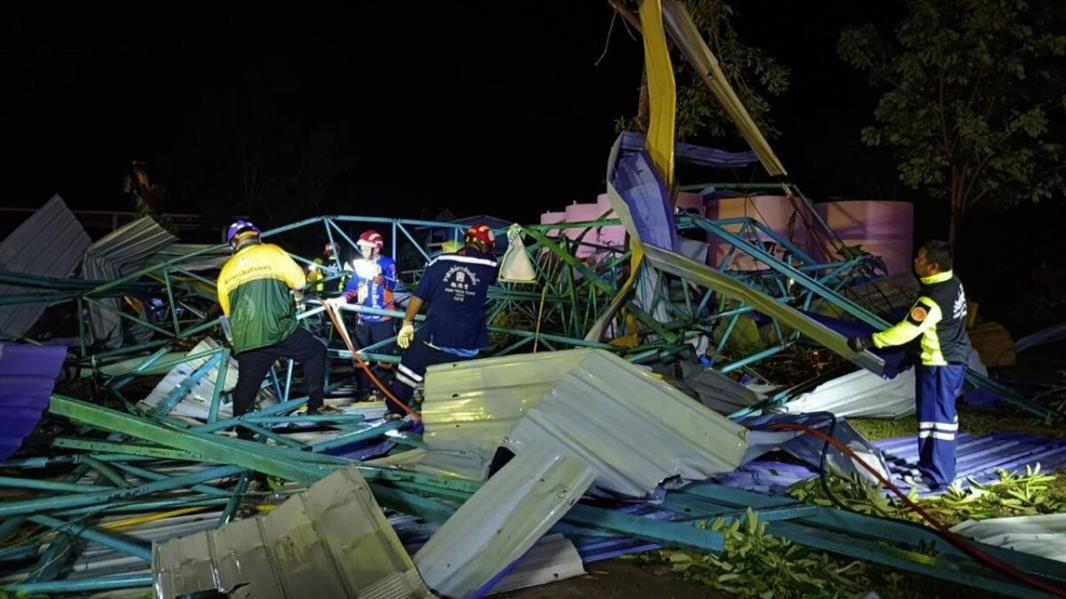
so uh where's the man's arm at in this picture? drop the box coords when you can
[404,295,424,323]
[872,297,942,348]
[397,294,424,349]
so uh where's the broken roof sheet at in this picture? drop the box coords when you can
[951,514,1066,563]
[779,368,915,419]
[502,349,748,497]
[413,444,595,598]
[82,216,177,348]
[153,465,432,598]
[420,350,587,480]
[0,343,67,460]
[0,195,91,338]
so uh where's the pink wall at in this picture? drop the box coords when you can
[704,195,810,270]
[816,201,914,275]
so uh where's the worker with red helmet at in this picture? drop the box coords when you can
[389,223,499,418]
[216,220,339,436]
[331,229,398,398]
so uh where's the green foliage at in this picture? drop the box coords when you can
[674,0,790,142]
[618,0,790,143]
[838,0,1066,244]
[634,508,868,598]
[789,464,1066,527]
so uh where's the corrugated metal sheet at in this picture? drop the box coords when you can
[0,343,67,459]
[153,465,432,599]
[82,216,176,348]
[420,350,588,480]
[677,359,762,414]
[502,350,748,497]
[721,432,1066,497]
[0,195,91,338]
[779,368,915,418]
[153,243,230,271]
[413,444,595,599]
[485,533,585,595]
[139,338,274,420]
[951,514,1066,563]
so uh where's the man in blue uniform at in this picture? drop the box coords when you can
[330,230,398,397]
[849,240,971,490]
[389,223,499,418]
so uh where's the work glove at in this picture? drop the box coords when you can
[847,336,871,353]
[357,283,369,304]
[397,321,415,349]
[325,296,347,308]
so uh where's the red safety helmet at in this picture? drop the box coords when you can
[357,230,384,251]
[464,223,495,251]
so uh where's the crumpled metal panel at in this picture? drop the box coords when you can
[951,514,1066,563]
[779,368,915,418]
[503,350,748,497]
[139,338,274,420]
[677,359,762,414]
[487,533,586,595]
[82,216,177,348]
[420,350,587,480]
[152,465,432,599]
[0,343,67,459]
[414,444,595,599]
[0,195,91,338]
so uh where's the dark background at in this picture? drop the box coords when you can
[3,3,1062,332]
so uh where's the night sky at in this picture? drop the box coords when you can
[3,3,908,226]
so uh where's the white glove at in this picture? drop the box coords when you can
[397,321,415,349]
[325,296,347,308]
[357,283,369,304]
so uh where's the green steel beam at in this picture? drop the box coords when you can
[49,395,334,485]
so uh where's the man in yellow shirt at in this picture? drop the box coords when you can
[217,220,337,438]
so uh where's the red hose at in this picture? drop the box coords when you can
[323,304,421,420]
[770,422,1065,597]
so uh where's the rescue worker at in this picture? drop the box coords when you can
[329,230,398,398]
[389,223,499,419]
[217,220,339,438]
[849,240,970,490]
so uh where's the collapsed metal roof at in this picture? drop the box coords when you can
[82,216,176,348]
[153,465,433,598]
[0,343,67,460]
[502,349,748,497]
[413,445,594,598]
[0,195,91,338]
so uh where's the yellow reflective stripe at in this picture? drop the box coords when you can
[919,270,953,285]
[217,243,305,315]
[872,321,922,348]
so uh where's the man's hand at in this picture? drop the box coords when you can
[397,321,415,349]
[847,336,871,353]
[357,283,369,304]
[325,296,347,308]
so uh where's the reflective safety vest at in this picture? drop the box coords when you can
[217,242,305,354]
[872,270,971,366]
